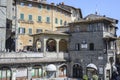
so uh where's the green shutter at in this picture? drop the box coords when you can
[38,16,42,22]
[47,17,50,23]
[7,70,11,78]
[29,28,32,34]
[60,19,62,25]
[20,13,24,20]
[32,69,35,76]
[29,15,32,21]
[38,5,42,9]
[39,69,42,76]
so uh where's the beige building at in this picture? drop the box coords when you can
[13,0,82,51]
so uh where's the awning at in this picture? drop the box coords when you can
[46,64,57,71]
[87,63,97,70]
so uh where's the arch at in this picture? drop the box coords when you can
[46,38,56,52]
[16,65,28,80]
[59,65,67,77]
[35,39,42,52]
[73,64,83,78]
[32,65,43,78]
[0,66,11,80]
[59,39,68,52]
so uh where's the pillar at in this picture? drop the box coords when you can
[11,68,17,80]
[43,39,47,57]
[56,39,60,58]
[27,67,32,80]
[56,39,60,53]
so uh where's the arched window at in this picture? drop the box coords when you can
[89,43,94,50]
[73,64,83,78]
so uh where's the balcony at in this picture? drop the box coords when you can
[0,52,69,64]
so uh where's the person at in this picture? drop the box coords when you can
[111,71,120,80]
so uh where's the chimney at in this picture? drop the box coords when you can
[61,2,64,5]
[51,3,54,5]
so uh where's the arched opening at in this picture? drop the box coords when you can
[0,66,11,80]
[73,64,83,78]
[46,64,57,78]
[46,39,56,52]
[59,39,67,52]
[16,66,27,80]
[36,39,42,52]
[32,65,43,79]
[59,65,67,77]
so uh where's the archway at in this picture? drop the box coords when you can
[73,64,83,78]
[32,65,43,78]
[0,66,11,80]
[46,39,56,52]
[36,39,42,52]
[59,39,68,52]
[59,65,67,77]
[16,66,27,80]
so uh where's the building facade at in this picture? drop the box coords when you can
[12,0,82,51]
[68,14,118,80]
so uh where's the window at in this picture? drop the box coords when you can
[64,21,67,26]
[28,28,32,34]
[20,13,24,20]
[36,29,43,33]
[75,43,80,51]
[55,18,58,24]
[38,16,42,22]
[28,15,32,21]
[46,17,50,23]
[20,2,24,6]
[60,19,62,25]
[89,43,94,50]
[46,6,50,10]
[18,27,25,34]
[38,4,42,9]
[28,4,32,7]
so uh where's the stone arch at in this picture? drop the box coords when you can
[46,38,56,52]
[35,39,42,52]
[59,64,67,77]
[59,39,68,52]
[73,63,83,78]
[32,65,43,78]
[0,66,11,80]
[16,65,28,80]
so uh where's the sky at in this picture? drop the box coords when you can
[47,0,120,36]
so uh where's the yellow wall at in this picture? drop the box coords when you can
[17,1,71,50]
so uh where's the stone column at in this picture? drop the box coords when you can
[11,68,17,80]
[56,65,59,78]
[43,39,47,56]
[56,39,60,58]
[27,67,32,80]
[56,39,60,53]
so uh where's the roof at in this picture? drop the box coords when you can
[16,0,71,14]
[84,14,118,23]
[31,31,69,36]
[57,3,83,18]
[70,14,118,24]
